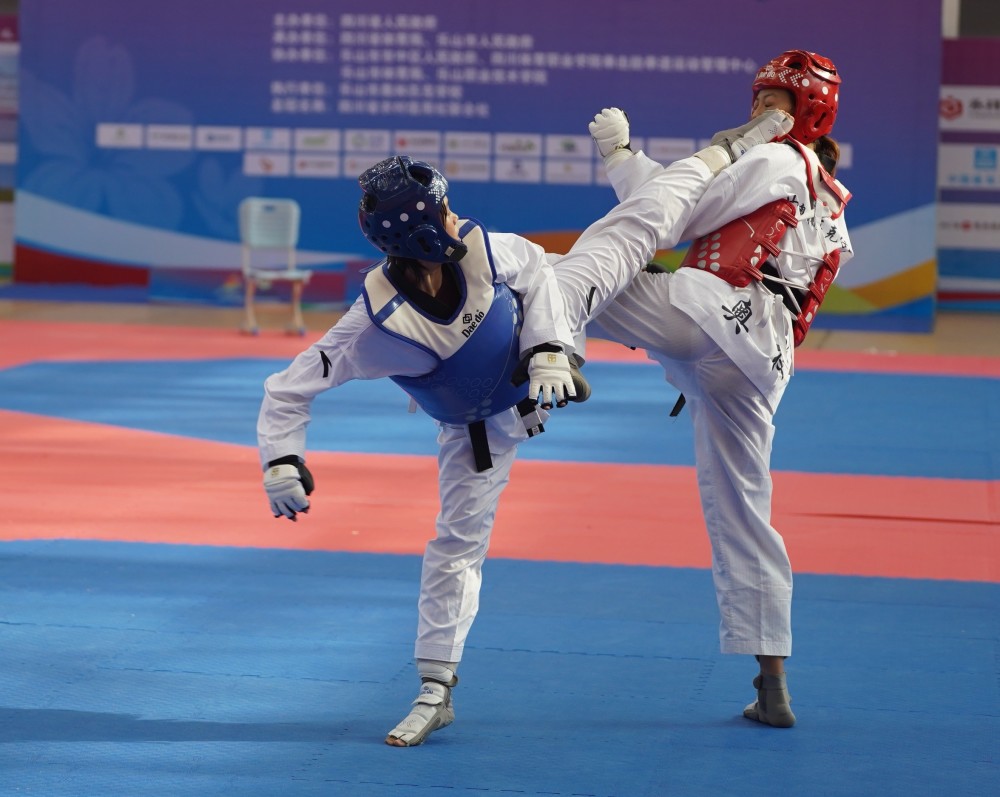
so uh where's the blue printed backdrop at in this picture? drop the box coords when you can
[15,0,942,326]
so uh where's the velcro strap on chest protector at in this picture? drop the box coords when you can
[678,199,798,287]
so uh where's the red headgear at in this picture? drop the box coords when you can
[752,50,840,144]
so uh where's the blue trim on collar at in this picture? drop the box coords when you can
[372,292,406,325]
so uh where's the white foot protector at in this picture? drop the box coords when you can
[695,109,795,175]
[712,109,794,160]
[385,679,455,747]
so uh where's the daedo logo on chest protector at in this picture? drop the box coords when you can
[461,309,485,338]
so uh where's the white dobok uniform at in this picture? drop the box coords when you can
[257,155,716,664]
[586,142,853,657]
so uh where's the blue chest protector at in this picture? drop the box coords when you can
[361,219,528,426]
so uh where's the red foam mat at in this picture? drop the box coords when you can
[1,410,995,583]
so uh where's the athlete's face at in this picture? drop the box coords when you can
[440,198,460,239]
[751,88,794,119]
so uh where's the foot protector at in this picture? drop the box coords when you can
[711,109,794,161]
[743,672,796,728]
[568,353,591,403]
[385,679,456,747]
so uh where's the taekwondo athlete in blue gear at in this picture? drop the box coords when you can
[257,154,581,748]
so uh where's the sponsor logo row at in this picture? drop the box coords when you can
[242,154,614,183]
[95,123,700,161]
[96,122,853,182]
[94,123,704,182]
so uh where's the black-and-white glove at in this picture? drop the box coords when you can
[512,346,590,408]
[527,348,575,409]
[263,456,315,521]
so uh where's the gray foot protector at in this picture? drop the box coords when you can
[385,680,455,747]
[743,672,796,728]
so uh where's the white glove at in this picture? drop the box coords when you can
[264,463,310,521]
[528,350,576,409]
[589,107,631,159]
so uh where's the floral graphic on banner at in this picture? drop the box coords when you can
[19,37,194,228]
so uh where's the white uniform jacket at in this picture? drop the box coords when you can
[257,226,574,467]
[608,144,854,411]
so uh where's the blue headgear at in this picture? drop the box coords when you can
[358,156,468,262]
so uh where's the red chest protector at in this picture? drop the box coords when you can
[678,142,850,346]
[678,199,799,287]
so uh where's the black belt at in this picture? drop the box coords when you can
[468,420,492,472]
[468,399,546,473]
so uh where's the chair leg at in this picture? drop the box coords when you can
[241,278,259,335]
[287,279,306,336]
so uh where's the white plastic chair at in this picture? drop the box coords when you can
[238,197,311,336]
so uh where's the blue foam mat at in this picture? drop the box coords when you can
[0,359,998,478]
[1,540,996,796]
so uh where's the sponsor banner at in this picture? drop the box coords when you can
[543,159,592,185]
[293,154,340,178]
[245,127,292,150]
[343,128,391,153]
[392,129,441,155]
[146,125,193,150]
[494,157,542,183]
[96,123,142,148]
[494,133,542,158]
[442,157,491,182]
[444,131,491,157]
[936,202,1000,250]
[195,126,242,151]
[937,143,1000,191]
[294,128,340,152]
[544,134,591,160]
[939,85,1000,134]
[243,151,291,177]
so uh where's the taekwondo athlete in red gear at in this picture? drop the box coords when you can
[585,49,853,728]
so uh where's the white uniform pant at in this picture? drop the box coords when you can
[589,271,793,656]
[414,422,517,662]
[554,155,714,352]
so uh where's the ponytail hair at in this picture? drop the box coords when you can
[814,135,840,175]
